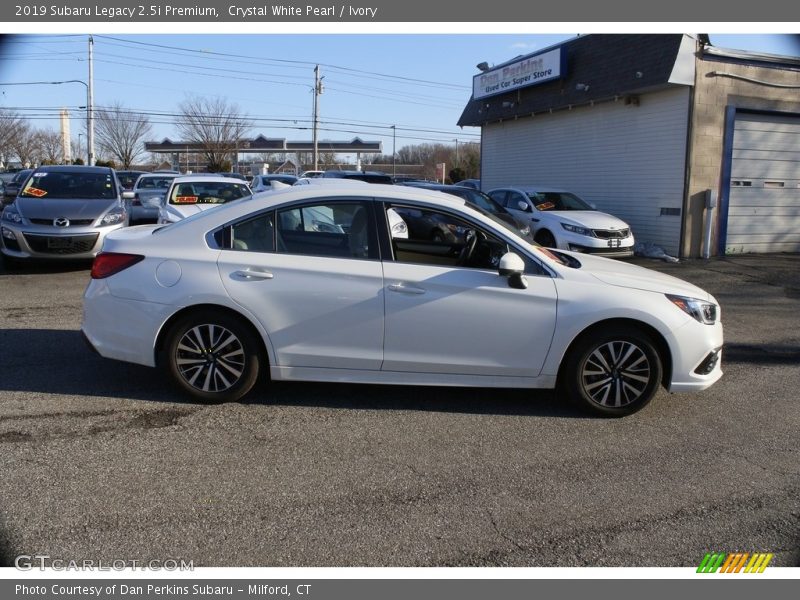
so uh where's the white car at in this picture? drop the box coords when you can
[82,184,722,416]
[487,186,635,258]
[157,176,252,224]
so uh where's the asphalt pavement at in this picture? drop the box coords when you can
[0,254,798,567]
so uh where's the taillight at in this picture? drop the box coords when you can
[91,252,144,279]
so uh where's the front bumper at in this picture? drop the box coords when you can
[665,319,724,392]
[1,221,124,260]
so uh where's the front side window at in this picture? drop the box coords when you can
[387,205,508,270]
[488,190,508,207]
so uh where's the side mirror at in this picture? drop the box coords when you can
[517,200,531,212]
[498,252,528,289]
[121,191,135,200]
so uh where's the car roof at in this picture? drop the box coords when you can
[171,175,250,185]
[30,165,113,174]
[492,185,572,194]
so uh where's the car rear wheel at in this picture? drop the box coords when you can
[560,326,662,417]
[165,310,262,403]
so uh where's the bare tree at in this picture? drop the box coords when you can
[10,122,42,168]
[38,130,64,164]
[94,102,153,169]
[0,110,26,165]
[176,96,252,172]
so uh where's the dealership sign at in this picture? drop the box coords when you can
[473,48,565,100]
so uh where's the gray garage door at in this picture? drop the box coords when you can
[726,112,800,254]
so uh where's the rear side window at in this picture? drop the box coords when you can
[278,201,376,259]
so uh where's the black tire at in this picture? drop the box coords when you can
[164,310,262,403]
[534,229,556,248]
[560,326,663,417]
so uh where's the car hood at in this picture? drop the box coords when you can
[16,197,118,220]
[568,252,712,300]
[545,210,629,230]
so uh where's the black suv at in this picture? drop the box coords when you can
[321,170,393,184]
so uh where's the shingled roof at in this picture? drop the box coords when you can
[457,34,690,127]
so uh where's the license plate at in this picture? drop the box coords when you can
[607,239,621,248]
[47,237,74,249]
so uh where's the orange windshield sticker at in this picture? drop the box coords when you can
[535,201,555,210]
[25,187,48,197]
[175,195,198,204]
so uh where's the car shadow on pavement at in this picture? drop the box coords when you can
[0,329,582,418]
[0,259,92,276]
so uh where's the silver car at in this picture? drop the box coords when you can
[0,165,128,265]
[123,172,180,224]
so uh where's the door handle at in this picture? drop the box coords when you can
[234,269,274,280]
[388,283,426,295]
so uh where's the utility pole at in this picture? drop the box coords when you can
[312,65,324,171]
[87,35,95,166]
[391,125,396,176]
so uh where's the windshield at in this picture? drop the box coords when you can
[527,191,592,211]
[457,189,505,214]
[20,171,117,200]
[137,176,176,190]
[169,181,250,205]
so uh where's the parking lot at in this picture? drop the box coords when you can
[0,254,798,567]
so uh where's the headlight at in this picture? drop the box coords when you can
[2,208,23,224]
[100,208,126,226]
[666,294,718,325]
[561,223,593,237]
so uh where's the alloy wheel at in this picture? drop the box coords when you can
[174,324,246,393]
[580,340,651,408]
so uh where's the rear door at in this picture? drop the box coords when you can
[217,199,385,370]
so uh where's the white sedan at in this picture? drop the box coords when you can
[487,186,635,258]
[82,184,722,416]
[157,176,252,224]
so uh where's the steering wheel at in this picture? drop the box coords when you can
[457,229,479,266]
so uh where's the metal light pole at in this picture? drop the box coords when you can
[87,35,95,166]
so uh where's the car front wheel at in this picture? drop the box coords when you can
[560,326,662,417]
[165,310,262,403]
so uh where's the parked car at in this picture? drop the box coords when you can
[157,176,252,224]
[82,183,723,417]
[322,170,393,184]
[487,186,635,257]
[2,169,33,206]
[251,174,299,192]
[1,165,127,265]
[456,179,481,190]
[115,170,147,191]
[124,172,181,224]
[300,170,324,178]
[400,182,532,242]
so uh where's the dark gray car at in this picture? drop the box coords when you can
[2,169,33,206]
[0,165,127,264]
